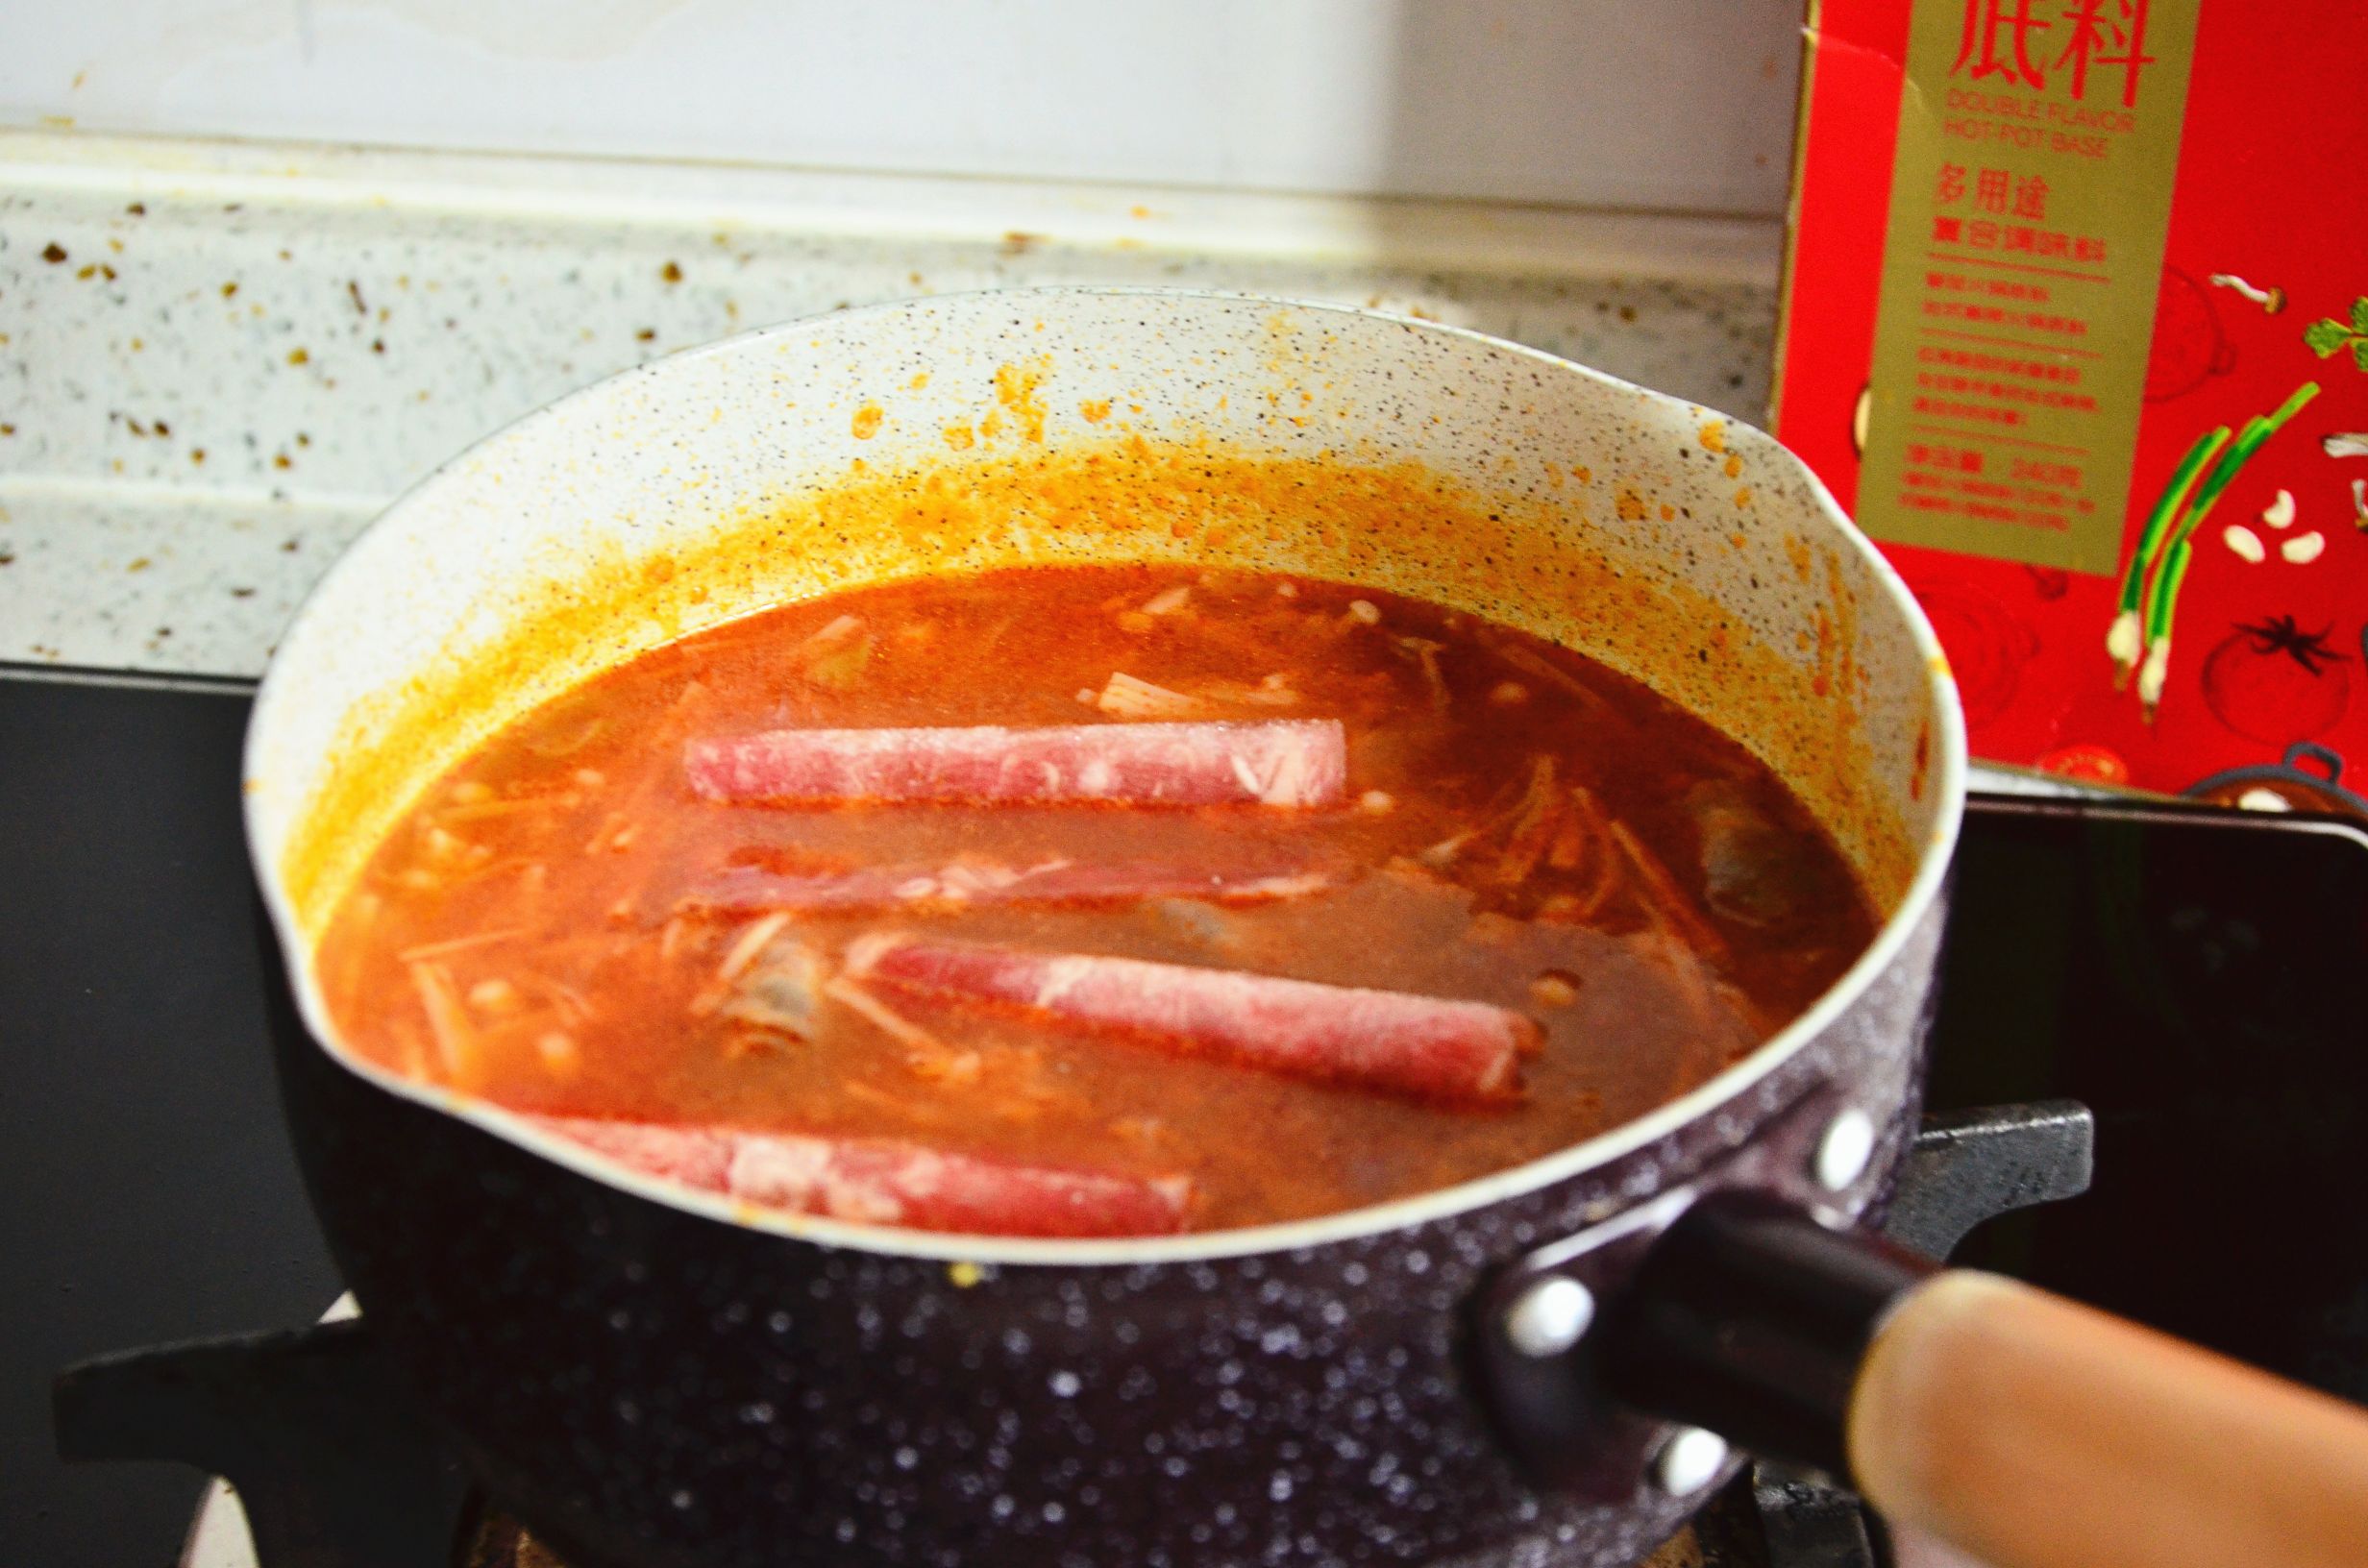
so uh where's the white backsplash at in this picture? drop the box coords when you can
[0,131,1785,677]
[0,0,1802,214]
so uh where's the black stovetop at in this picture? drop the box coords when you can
[2,670,344,1567]
[6,664,2364,1566]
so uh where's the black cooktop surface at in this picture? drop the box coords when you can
[6,665,2363,1566]
[2,670,341,1567]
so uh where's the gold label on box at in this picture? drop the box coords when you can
[1857,0,2200,575]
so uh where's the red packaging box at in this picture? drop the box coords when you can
[1774,0,2368,811]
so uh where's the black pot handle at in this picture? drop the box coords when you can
[2282,740,2346,784]
[1591,1197,2368,1568]
[53,1319,473,1568]
[1592,1191,1927,1477]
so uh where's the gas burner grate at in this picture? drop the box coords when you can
[56,1104,2091,1568]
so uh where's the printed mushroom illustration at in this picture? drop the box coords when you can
[2209,273,2287,314]
[2321,435,2368,529]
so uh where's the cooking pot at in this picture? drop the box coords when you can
[243,289,2368,1568]
[2185,740,2368,819]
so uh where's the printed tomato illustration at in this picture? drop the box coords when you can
[1903,576,2038,728]
[2199,616,2352,744]
[2144,266,2237,403]
[2035,744,2130,786]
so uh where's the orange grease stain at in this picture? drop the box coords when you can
[851,404,883,440]
[995,362,1048,443]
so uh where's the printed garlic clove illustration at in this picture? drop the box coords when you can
[2261,488,2296,528]
[2326,432,2368,460]
[2282,530,2326,564]
[2138,639,2172,723]
[2106,608,2143,690]
[2223,524,2266,562]
[2355,478,2368,531]
[1852,383,1872,458]
[2208,273,2286,314]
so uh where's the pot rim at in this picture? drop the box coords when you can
[245,284,1969,1266]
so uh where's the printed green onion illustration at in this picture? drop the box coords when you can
[2109,380,2320,721]
[2108,426,2227,690]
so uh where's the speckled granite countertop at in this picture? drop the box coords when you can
[1,132,1793,678]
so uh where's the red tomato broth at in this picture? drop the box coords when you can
[316,565,1877,1233]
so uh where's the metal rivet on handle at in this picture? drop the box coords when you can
[1654,1427,1731,1496]
[1813,1107,1877,1191]
[1502,1276,1595,1359]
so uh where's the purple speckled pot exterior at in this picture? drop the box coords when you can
[246,289,1968,1567]
[271,891,1938,1568]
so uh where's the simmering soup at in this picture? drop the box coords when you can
[316,566,1875,1237]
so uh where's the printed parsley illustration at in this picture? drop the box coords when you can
[2302,298,2368,373]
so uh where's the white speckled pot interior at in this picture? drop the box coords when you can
[244,286,1966,1262]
